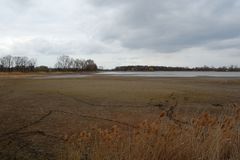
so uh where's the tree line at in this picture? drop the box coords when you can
[0,55,98,72]
[0,55,36,72]
[1,55,239,72]
[54,55,97,71]
[114,65,240,72]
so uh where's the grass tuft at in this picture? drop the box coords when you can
[61,105,240,160]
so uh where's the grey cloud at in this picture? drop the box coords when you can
[0,0,239,67]
[90,0,240,53]
[2,0,33,10]
[206,38,240,50]
[4,38,111,56]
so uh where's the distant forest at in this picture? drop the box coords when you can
[0,55,97,72]
[1,55,239,72]
[114,65,240,72]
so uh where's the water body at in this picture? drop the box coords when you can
[97,71,240,78]
[32,71,240,79]
[33,74,90,79]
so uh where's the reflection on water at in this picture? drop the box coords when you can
[32,71,240,79]
[97,71,240,77]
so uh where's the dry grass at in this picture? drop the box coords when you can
[61,105,240,160]
[0,76,240,159]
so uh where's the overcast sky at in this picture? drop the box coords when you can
[0,0,240,68]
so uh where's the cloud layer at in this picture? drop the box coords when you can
[0,0,239,68]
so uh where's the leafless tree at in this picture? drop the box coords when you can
[0,55,37,72]
[55,55,97,71]
[55,55,73,69]
[0,55,14,71]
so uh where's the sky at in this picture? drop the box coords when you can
[0,0,240,69]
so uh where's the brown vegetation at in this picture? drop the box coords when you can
[62,104,240,160]
[0,76,239,159]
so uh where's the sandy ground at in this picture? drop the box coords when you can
[0,75,240,159]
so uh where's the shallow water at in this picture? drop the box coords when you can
[33,74,90,79]
[32,71,240,79]
[97,71,240,77]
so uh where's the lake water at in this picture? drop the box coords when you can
[97,71,240,78]
[33,74,90,79]
[32,71,240,79]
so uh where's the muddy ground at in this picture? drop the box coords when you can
[0,75,240,159]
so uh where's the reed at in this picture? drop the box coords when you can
[61,106,240,160]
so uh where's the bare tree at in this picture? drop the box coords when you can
[55,55,72,69]
[13,56,28,71]
[0,55,14,71]
[55,56,97,71]
[26,58,37,71]
[0,54,99,72]
[0,55,37,72]
[84,59,97,71]
[74,59,85,70]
